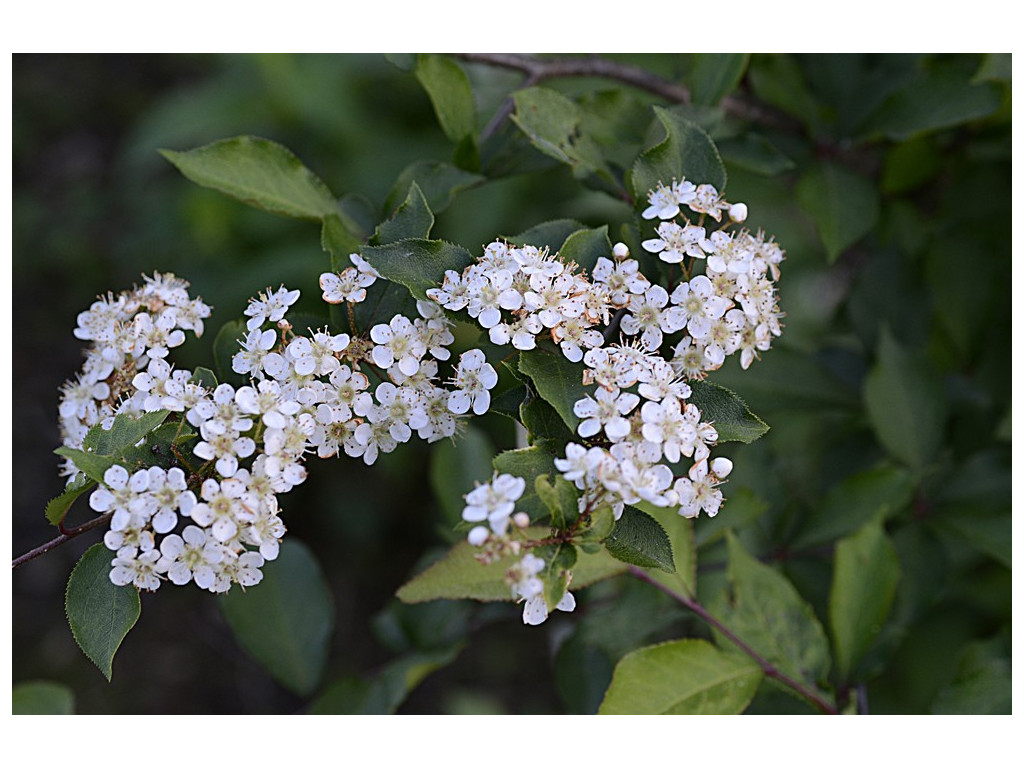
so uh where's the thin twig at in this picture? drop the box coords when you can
[628,565,839,714]
[12,512,113,569]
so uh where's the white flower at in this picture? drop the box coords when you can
[462,472,526,534]
[620,285,684,351]
[670,275,732,340]
[447,348,498,416]
[110,546,162,591]
[370,315,425,376]
[132,466,196,534]
[523,590,576,626]
[244,285,300,331]
[642,221,712,263]
[189,477,252,542]
[573,387,639,441]
[157,525,223,588]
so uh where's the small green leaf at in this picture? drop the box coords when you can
[83,410,170,455]
[219,539,335,697]
[321,212,366,274]
[687,380,769,443]
[396,526,628,603]
[384,160,484,215]
[520,387,575,445]
[689,53,749,106]
[508,218,585,252]
[536,542,578,611]
[929,509,1011,569]
[52,448,115,485]
[415,55,477,144]
[796,162,880,263]
[629,106,728,206]
[372,181,434,245]
[518,340,595,432]
[309,647,461,714]
[492,446,557,521]
[604,506,675,573]
[636,500,696,596]
[65,544,141,682]
[12,681,75,715]
[511,87,611,181]
[711,533,832,701]
[599,638,762,714]
[558,225,612,275]
[535,474,579,530]
[580,505,616,544]
[189,366,218,390]
[360,238,474,302]
[829,517,901,681]
[160,136,337,221]
[44,474,96,526]
[863,328,947,468]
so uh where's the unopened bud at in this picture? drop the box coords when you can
[710,457,734,478]
[467,526,489,546]
[513,512,530,529]
[612,242,630,259]
[728,203,748,223]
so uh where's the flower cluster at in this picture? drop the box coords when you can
[641,179,784,373]
[58,272,211,479]
[448,179,784,625]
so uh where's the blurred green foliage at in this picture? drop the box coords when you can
[13,53,1010,714]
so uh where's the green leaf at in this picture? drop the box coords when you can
[604,506,675,573]
[321,212,365,274]
[717,133,795,176]
[44,474,96,526]
[360,238,474,302]
[636,501,696,596]
[211,320,249,388]
[518,341,595,432]
[689,53,749,106]
[492,446,557,521]
[429,424,495,531]
[930,639,1012,714]
[83,410,170,455]
[929,509,1011,569]
[829,517,901,680]
[309,647,461,714]
[687,380,769,443]
[508,218,585,252]
[629,106,727,207]
[693,487,769,548]
[12,681,75,715]
[796,162,879,263]
[792,465,915,550]
[535,474,579,530]
[65,544,141,682]
[511,86,611,180]
[558,225,612,275]
[189,366,218,390]
[52,447,115,485]
[520,386,575,445]
[415,55,477,144]
[747,54,823,135]
[396,526,628,603]
[599,638,762,714]
[372,181,434,245]
[219,539,335,697]
[536,542,578,611]
[384,160,484,215]
[863,74,1003,140]
[712,533,832,700]
[160,136,337,221]
[863,328,947,469]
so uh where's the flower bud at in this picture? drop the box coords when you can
[710,457,734,478]
[612,242,630,259]
[513,512,530,529]
[467,526,490,546]
[728,203,748,223]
